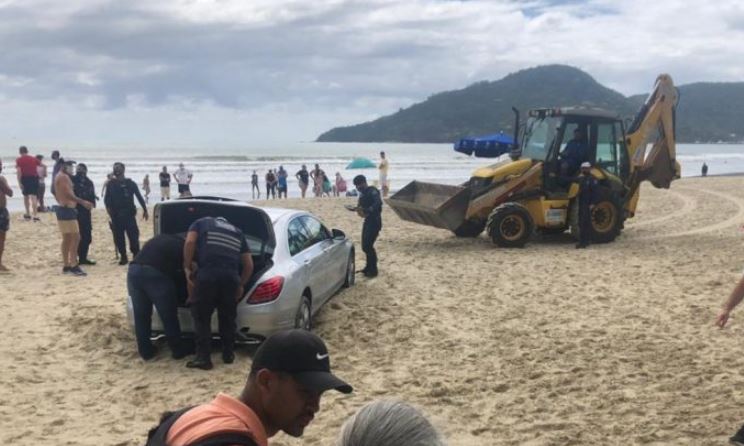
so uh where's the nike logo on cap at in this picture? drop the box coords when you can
[316,353,329,360]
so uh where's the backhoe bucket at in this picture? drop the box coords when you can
[385,181,471,231]
[639,139,678,189]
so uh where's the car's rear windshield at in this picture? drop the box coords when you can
[157,201,274,256]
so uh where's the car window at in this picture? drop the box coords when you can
[287,218,312,256]
[301,216,331,246]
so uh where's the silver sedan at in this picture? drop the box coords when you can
[126,197,356,344]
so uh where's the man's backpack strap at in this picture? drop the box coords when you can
[146,406,195,446]
[188,433,258,446]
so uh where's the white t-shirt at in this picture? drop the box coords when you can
[174,168,192,185]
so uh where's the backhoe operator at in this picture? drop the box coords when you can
[560,127,588,177]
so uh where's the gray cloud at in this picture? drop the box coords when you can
[0,0,743,145]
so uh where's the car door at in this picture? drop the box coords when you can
[287,217,325,310]
[300,215,345,303]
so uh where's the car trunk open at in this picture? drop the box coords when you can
[153,198,276,305]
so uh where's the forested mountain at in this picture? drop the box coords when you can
[317,65,744,143]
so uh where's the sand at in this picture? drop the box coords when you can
[3,176,744,445]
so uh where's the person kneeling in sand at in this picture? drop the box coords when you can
[145,329,352,446]
[337,399,445,446]
[0,160,14,272]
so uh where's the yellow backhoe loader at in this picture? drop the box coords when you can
[386,74,679,247]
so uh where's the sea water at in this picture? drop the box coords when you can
[1,142,743,212]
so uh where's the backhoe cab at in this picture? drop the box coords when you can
[386,74,679,248]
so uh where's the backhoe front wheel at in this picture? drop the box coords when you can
[486,203,534,248]
[569,187,623,244]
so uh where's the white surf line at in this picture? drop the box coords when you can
[635,186,744,240]
[626,188,696,228]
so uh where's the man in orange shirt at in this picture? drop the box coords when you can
[146,329,352,446]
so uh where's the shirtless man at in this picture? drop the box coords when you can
[0,160,14,272]
[54,160,93,276]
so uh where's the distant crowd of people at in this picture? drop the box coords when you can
[251,152,390,201]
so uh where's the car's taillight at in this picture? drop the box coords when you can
[247,277,284,304]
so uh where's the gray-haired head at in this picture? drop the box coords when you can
[337,400,445,446]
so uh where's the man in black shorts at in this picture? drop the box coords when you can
[159,166,171,201]
[174,163,193,198]
[295,164,309,198]
[15,146,40,221]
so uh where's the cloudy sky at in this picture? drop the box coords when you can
[1,0,743,148]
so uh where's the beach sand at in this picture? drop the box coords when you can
[3,176,744,445]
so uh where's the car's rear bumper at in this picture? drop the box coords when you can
[126,295,296,345]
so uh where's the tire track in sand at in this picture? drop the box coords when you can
[635,186,744,240]
[626,188,696,228]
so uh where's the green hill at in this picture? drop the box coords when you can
[663,82,744,143]
[317,65,744,143]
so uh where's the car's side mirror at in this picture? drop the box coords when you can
[332,229,346,240]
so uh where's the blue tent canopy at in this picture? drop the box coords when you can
[454,131,515,158]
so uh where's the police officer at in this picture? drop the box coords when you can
[104,162,148,265]
[576,161,598,249]
[128,234,192,360]
[352,175,383,277]
[183,216,253,370]
[73,163,97,265]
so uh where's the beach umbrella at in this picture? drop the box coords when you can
[346,157,376,169]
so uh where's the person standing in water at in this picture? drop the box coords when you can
[296,164,309,198]
[251,170,260,199]
[159,166,171,201]
[142,174,151,203]
[378,151,390,198]
[276,166,288,199]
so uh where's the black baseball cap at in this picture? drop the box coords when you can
[251,329,353,394]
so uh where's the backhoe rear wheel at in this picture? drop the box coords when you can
[486,203,534,248]
[569,187,623,244]
[452,219,486,238]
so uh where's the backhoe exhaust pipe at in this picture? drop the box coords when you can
[509,106,521,161]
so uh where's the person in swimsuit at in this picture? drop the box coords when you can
[54,160,93,276]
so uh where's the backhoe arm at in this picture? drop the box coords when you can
[624,74,679,215]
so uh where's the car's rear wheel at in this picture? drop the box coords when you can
[294,295,312,330]
[343,251,355,288]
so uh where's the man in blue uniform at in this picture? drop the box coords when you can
[576,161,599,249]
[104,162,148,265]
[352,175,382,278]
[128,233,192,360]
[73,163,97,265]
[560,127,588,178]
[184,216,254,370]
